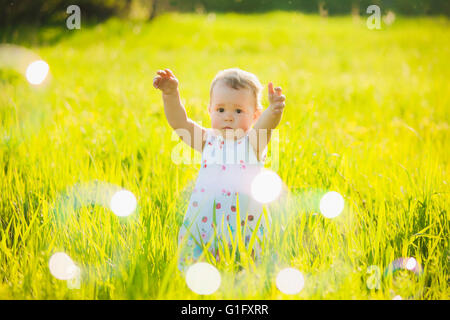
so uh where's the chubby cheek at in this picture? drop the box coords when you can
[237,115,253,130]
[210,115,222,128]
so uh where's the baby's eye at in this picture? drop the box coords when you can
[218,108,224,112]
[236,109,242,114]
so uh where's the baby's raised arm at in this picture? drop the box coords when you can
[249,82,286,161]
[153,69,206,153]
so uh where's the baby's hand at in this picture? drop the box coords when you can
[268,82,286,114]
[153,68,179,95]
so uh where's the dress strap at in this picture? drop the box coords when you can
[245,134,267,165]
[201,128,216,159]
[204,128,217,144]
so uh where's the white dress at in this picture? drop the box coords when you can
[177,128,271,271]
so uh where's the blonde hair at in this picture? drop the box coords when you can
[210,68,263,110]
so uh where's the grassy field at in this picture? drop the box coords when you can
[0,12,449,299]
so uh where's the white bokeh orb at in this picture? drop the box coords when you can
[251,170,282,204]
[110,189,137,217]
[185,262,221,295]
[276,267,305,295]
[49,252,78,280]
[405,257,417,271]
[319,191,345,218]
[26,60,49,85]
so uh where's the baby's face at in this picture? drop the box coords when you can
[208,81,260,138]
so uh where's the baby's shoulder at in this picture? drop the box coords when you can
[199,128,217,153]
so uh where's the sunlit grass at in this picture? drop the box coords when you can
[0,12,448,299]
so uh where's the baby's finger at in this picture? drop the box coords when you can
[275,87,282,96]
[154,76,164,89]
[165,68,175,77]
[153,76,160,86]
[271,96,285,104]
[268,82,275,97]
[157,70,167,77]
[273,101,286,110]
[272,106,284,114]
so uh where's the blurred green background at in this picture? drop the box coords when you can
[1,0,450,28]
[0,0,448,300]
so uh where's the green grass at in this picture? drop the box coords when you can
[0,12,449,299]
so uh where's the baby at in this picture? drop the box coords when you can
[153,68,286,272]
